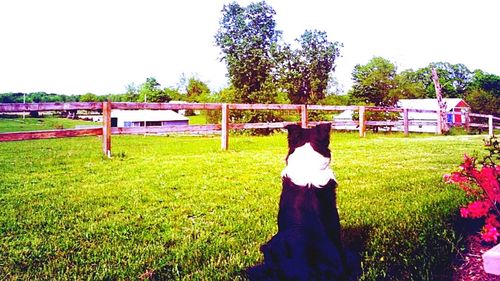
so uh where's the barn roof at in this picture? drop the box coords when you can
[111,110,188,122]
[397,98,469,111]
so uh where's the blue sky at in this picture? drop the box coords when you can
[1,0,499,95]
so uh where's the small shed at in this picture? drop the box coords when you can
[110,110,189,128]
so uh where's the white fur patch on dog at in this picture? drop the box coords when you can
[281,143,336,187]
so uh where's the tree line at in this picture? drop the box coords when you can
[349,58,499,116]
[0,75,214,106]
[1,1,498,117]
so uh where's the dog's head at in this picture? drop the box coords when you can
[282,123,335,187]
[285,123,331,161]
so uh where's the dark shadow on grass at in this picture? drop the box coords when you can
[449,215,486,281]
[146,263,182,281]
[341,225,372,281]
[341,224,372,255]
[452,216,484,240]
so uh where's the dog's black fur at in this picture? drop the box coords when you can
[248,124,357,281]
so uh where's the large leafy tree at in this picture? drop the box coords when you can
[124,83,139,102]
[415,62,473,98]
[469,69,500,96]
[277,30,342,104]
[79,93,99,102]
[393,69,427,99]
[348,57,401,130]
[349,57,399,107]
[137,77,171,103]
[180,76,212,116]
[466,70,500,115]
[215,1,280,104]
[185,77,211,102]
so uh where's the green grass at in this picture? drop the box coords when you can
[187,114,208,125]
[0,117,96,133]
[0,130,487,280]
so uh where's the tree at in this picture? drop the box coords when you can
[79,93,99,102]
[124,83,139,102]
[415,62,473,98]
[466,89,498,116]
[0,92,23,103]
[349,57,399,107]
[348,57,402,131]
[215,1,281,104]
[319,93,349,106]
[185,76,211,102]
[137,77,171,103]
[393,69,427,99]
[466,70,500,115]
[215,1,286,134]
[164,87,183,102]
[469,70,500,96]
[277,30,342,104]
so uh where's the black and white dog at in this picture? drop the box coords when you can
[248,123,356,281]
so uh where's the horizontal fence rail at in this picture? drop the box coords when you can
[0,128,103,142]
[0,102,498,156]
[111,125,222,135]
[0,102,103,112]
[111,102,222,111]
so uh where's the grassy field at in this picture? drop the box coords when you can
[0,123,488,280]
[187,114,209,125]
[0,116,95,133]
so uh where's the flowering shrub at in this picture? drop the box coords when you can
[444,136,500,244]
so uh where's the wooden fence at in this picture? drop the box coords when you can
[0,102,498,156]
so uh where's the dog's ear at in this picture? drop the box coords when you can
[310,123,331,158]
[285,124,302,133]
[285,124,303,148]
[315,123,331,143]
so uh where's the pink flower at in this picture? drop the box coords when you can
[486,214,500,228]
[481,224,499,244]
[460,207,470,218]
[475,166,500,201]
[443,174,452,183]
[445,139,500,244]
[460,201,491,219]
[443,172,468,184]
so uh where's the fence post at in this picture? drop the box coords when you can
[489,115,494,137]
[300,104,308,128]
[403,108,409,137]
[464,110,470,133]
[359,106,366,137]
[221,103,229,150]
[102,100,112,158]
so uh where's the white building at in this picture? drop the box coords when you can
[332,98,470,133]
[395,98,470,133]
[110,110,189,128]
[333,109,357,131]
